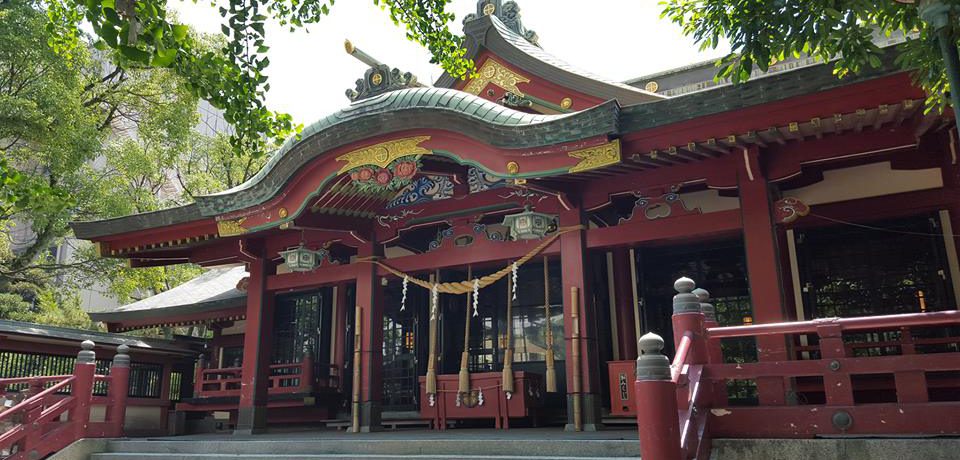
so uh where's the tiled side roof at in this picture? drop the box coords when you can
[88,265,247,324]
[0,320,203,355]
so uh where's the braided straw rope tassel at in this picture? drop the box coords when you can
[458,266,473,395]
[544,256,557,393]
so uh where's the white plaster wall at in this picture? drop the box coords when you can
[787,162,942,206]
[679,189,741,213]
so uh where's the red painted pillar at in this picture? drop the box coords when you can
[612,250,638,360]
[236,254,275,435]
[107,345,131,437]
[355,241,384,432]
[560,207,603,431]
[634,333,681,460]
[70,340,96,440]
[737,146,790,405]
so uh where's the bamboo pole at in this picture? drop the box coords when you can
[458,266,473,394]
[544,257,557,393]
[426,272,438,395]
[351,304,362,433]
[502,270,515,394]
[571,286,582,432]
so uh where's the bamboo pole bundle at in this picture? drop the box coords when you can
[502,273,515,394]
[571,286,582,432]
[351,304,362,433]
[544,257,557,393]
[426,272,438,395]
[458,266,473,394]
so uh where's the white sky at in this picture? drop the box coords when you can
[170,0,730,124]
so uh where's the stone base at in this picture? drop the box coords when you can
[234,406,268,435]
[564,393,603,432]
[358,401,383,433]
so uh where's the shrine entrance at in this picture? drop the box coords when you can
[379,257,567,427]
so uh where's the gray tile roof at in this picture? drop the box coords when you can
[88,265,247,324]
[0,320,203,355]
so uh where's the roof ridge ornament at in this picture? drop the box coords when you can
[344,39,422,102]
[465,1,539,47]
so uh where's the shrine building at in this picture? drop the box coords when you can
[71,0,960,436]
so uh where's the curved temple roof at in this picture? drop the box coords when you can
[70,47,909,241]
[434,15,663,105]
[198,86,618,215]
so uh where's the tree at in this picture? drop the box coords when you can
[660,1,957,112]
[0,1,262,330]
[41,0,472,164]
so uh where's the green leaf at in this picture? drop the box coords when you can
[151,48,178,66]
[101,25,119,46]
[119,45,151,63]
[101,0,115,9]
[172,24,189,41]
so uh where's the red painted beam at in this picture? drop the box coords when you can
[622,73,923,152]
[765,127,919,182]
[585,209,742,249]
[709,310,960,339]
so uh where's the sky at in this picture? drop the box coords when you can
[170,0,730,125]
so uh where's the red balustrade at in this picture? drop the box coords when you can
[635,278,960,460]
[193,357,338,399]
[0,341,130,460]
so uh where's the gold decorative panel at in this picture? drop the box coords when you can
[217,218,248,237]
[336,136,432,174]
[567,139,621,173]
[463,59,531,96]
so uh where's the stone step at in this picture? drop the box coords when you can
[91,452,636,459]
[102,438,640,458]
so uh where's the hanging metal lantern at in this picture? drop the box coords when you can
[501,205,558,240]
[279,245,320,272]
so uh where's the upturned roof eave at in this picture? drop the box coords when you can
[434,15,664,105]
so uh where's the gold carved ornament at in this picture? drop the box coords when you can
[463,59,531,97]
[217,217,248,237]
[336,136,432,174]
[567,139,622,173]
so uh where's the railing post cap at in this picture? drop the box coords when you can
[78,340,96,364]
[693,288,717,322]
[673,277,701,315]
[692,288,709,302]
[636,333,671,381]
[112,343,131,368]
[674,277,695,293]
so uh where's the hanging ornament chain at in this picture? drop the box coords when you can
[472,278,480,317]
[511,262,518,301]
[400,275,409,311]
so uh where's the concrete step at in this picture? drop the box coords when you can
[100,438,640,458]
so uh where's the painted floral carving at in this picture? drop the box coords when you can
[394,161,418,179]
[375,169,393,185]
[346,156,421,193]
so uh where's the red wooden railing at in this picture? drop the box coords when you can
[0,341,129,460]
[193,351,339,399]
[635,278,960,460]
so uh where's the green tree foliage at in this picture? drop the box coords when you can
[660,1,955,111]
[0,0,262,329]
[42,0,471,162]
